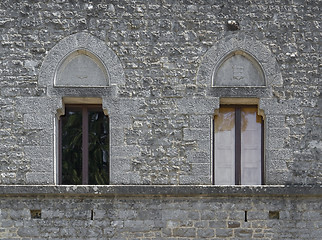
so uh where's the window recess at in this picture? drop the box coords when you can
[59,104,109,185]
[213,105,264,185]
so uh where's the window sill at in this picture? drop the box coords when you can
[0,185,321,198]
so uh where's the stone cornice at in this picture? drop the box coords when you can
[0,185,321,198]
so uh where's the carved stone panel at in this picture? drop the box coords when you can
[213,52,265,87]
[55,50,108,87]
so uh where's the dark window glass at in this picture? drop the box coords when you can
[59,105,109,185]
[61,109,82,185]
[88,110,109,185]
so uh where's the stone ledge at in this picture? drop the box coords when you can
[0,185,321,198]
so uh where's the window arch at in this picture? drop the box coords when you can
[39,32,125,89]
[196,34,282,88]
[195,34,285,185]
[38,32,127,185]
[55,49,109,87]
[212,50,265,87]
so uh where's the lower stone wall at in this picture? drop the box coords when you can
[1,195,321,239]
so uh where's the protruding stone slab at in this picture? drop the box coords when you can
[0,185,321,198]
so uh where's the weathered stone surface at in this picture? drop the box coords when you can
[214,52,265,86]
[1,191,317,239]
[0,185,321,198]
[55,50,109,87]
[0,0,320,238]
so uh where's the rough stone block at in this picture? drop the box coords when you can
[183,128,210,141]
[268,149,293,160]
[162,210,189,221]
[266,115,286,128]
[186,151,210,163]
[111,145,140,158]
[109,115,132,128]
[110,128,125,146]
[197,228,215,238]
[172,228,196,237]
[24,146,53,159]
[190,115,211,128]
[111,158,131,173]
[235,229,253,238]
[103,98,145,115]
[189,163,211,175]
[179,174,211,185]
[24,113,53,129]
[177,97,219,114]
[216,229,233,238]
[26,172,54,184]
[16,97,60,114]
[228,221,240,228]
[30,158,53,172]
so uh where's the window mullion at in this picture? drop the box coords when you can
[235,107,241,185]
[58,117,63,184]
[212,116,215,185]
[261,117,265,184]
[82,106,89,185]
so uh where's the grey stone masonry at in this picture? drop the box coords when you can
[0,185,322,239]
[0,0,321,239]
[0,0,320,185]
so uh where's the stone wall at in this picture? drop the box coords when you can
[0,0,320,185]
[0,0,321,239]
[3,197,322,239]
[0,185,322,239]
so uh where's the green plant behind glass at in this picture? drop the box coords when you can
[62,110,82,185]
[88,111,109,185]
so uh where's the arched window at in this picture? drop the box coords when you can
[196,34,284,185]
[38,32,126,185]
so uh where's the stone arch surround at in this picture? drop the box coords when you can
[197,33,283,88]
[189,34,296,185]
[39,32,125,89]
[55,49,109,87]
[31,32,143,185]
[213,50,266,87]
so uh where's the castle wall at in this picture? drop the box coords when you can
[0,0,320,239]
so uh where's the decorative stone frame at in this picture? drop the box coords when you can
[55,49,110,87]
[178,33,290,185]
[39,32,125,89]
[33,32,143,185]
[197,33,283,88]
[212,50,266,87]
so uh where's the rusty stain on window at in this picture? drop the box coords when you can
[215,106,261,133]
[215,107,235,133]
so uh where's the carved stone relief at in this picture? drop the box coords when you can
[196,34,283,88]
[55,50,108,87]
[213,51,265,87]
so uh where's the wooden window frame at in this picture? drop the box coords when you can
[213,105,264,185]
[58,104,108,185]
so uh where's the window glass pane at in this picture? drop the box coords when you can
[61,109,82,185]
[214,107,235,185]
[241,107,262,185]
[88,110,109,185]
